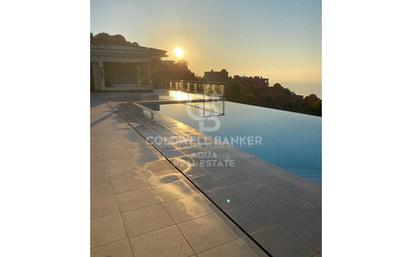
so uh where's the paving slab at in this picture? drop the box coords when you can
[91,239,134,257]
[91,214,127,248]
[226,203,277,234]
[91,195,119,219]
[111,177,149,193]
[152,180,198,201]
[129,225,194,257]
[282,211,322,252]
[122,204,174,237]
[178,214,238,253]
[197,239,259,257]
[115,188,160,212]
[91,183,114,199]
[163,195,213,223]
[252,225,316,257]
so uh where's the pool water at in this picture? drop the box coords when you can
[158,101,321,184]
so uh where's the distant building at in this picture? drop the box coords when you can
[232,75,269,88]
[90,33,167,91]
[203,69,229,82]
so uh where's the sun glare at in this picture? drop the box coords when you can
[174,47,184,59]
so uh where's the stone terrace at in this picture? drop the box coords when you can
[91,93,267,257]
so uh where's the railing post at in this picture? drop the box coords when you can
[222,97,225,115]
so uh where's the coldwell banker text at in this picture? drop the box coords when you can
[145,136,263,148]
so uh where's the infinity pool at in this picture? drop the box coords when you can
[157,101,322,184]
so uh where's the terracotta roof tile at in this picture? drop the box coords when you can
[91,38,166,55]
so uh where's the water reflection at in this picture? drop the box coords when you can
[159,102,322,183]
[169,90,190,101]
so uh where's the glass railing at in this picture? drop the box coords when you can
[158,79,225,98]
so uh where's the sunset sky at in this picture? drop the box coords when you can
[91,0,321,97]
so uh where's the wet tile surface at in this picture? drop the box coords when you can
[224,178,279,202]
[264,172,308,190]
[280,183,322,210]
[108,166,141,180]
[152,180,198,201]
[143,169,183,186]
[111,177,149,193]
[207,186,245,211]
[253,193,308,224]
[227,204,276,234]
[163,195,213,223]
[178,214,237,253]
[192,174,223,192]
[282,211,321,251]
[197,239,259,257]
[252,225,316,257]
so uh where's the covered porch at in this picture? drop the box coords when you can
[91,61,154,91]
[90,35,166,91]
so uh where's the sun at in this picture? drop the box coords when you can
[174,47,184,59]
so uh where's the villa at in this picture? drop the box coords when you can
[90,34,167,92]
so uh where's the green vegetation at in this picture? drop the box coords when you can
[224,80,322,116]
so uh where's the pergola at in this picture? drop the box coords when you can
[91,40,167,91]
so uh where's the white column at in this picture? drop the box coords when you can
[92,62,100,90]
[147,63,151,84]
[98,61,105,89]
[136,64,141,86]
